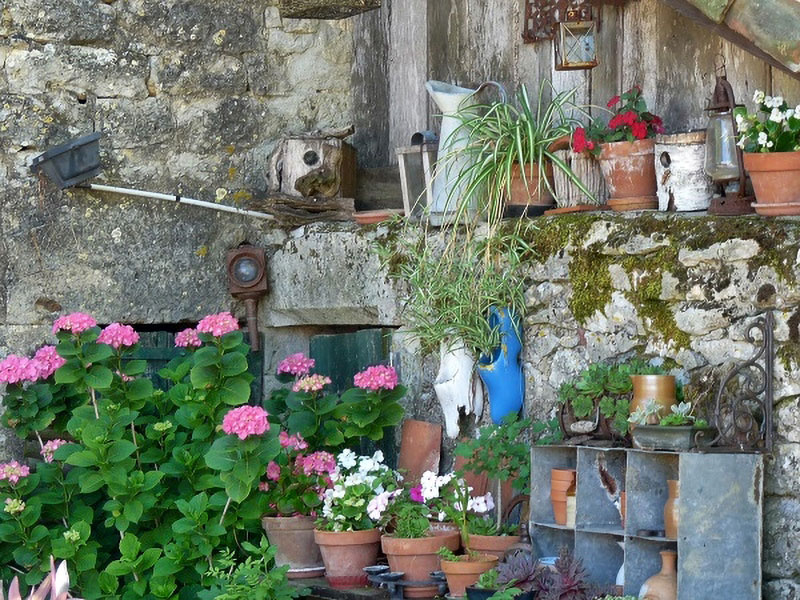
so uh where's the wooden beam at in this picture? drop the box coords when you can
[658,0,800,82]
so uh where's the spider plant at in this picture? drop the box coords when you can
[439,80,594,234]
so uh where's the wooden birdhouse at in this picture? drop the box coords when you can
[270,135,357,199]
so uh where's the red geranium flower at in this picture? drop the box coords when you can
[631,121,648,140]
[621,111,638,127]
[607,95,620,108]
[608,115,624,129]
[572,127,588,153]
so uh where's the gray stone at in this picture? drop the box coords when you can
[609,264,631,291]
[150,52,248,97]
[678,238,760,267]
[95,98,174,149]
[776,398,800,443]
[7,0,116,44]
[602,233,671,256]
[765,443,800,496]
[764,578,800,600]
[690,337,757,366]
[674,306,730,335]
[763,497,800,578]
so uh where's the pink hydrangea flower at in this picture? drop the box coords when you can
[52,313,97,335]
[266,461,281,481]
[174,328,202,348]
[354,365,398,391]
[221,405,269,440]
[279,431,308,450]
[40,439,68,463]
[97,323,140,350]
[32,346,66,380]
[292,374,332,394]
[277,353,315,377]
[0,461,30,486]
[197,312,240,337]
[0,355,40,385]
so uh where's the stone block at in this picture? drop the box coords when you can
[265,225,400,327]
[764,578,800,600]
[5,44,148,99]
[95,98,174,149]
[678,238,760,266]
[765,443,800,496]
[726,0,800,73]
[690,337,756,366]
[674,306,730,335]
[776,397,800,444]
[7,0,116,44]
[149,51,248,97]
[763,496,800,578]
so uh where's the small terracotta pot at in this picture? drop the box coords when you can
[262,515,324,579]
[314,528,381,588]
[382,531,460,598]
[664,479,679,540]
[743,151,800,207]
[440,554,498,598]
[551,479,573,492]
[508,162,554,209]
[552,499,567,525]
[551,468,577,481]
[599,139,658,210]
[461,533,521,559]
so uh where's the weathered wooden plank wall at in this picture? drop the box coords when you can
[355,0,800,166]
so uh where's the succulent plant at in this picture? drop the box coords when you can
[0,557,81,600]
[533,548,591,600]
[496,550,541,592]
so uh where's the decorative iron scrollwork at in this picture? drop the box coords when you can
[523,0,592,42]
[707,311,775,452]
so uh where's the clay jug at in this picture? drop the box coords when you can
[664,479,679,540]
[630,375,676,423]
[639,550,677,600]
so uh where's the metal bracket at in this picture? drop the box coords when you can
[706,311,775,452]
[523,0,593,42]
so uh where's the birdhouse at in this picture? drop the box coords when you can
[270,136,357,199]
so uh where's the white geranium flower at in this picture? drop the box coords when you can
[767,141,774,148]
[358,458,376,474]
[738,119,750,133]
[758,132,769,146]
[772,96,784,108]
[786,109,795,119]
[345,472,366,487]
[753,90,765,104]
[338,449,357,469]
[372,450,384,464]
[333,485,346,499]
[769,108,785,123]
[737,138,747,149]
[735,113,744,124]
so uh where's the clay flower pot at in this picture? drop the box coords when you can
[314,528,381,588]
[440,554,498,598]
[664,479,679,540]
[507,162,555,216]
[550,468,576,525]
[598,139,658,211]
[630,374,676,424]
[262,515,324,579]
[461,533,521,560]
[381,531,460,598]
[743,150,800,215]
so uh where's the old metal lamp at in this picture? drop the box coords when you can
[227,245,268,351]
[554,10,598,71]
[703,64,754,215]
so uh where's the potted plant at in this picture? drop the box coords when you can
[531,548,605,600]
[314,449,399,588]
[465,551,539,600]
[260,433,336,578]
[628,400,714,451]
[573,86,664,211]
[736,91,800,215]
[446,81,596,227]
[373,483,460,598]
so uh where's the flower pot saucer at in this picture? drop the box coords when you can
[354,209,404,224]
[287,566,326,579]
[752,201,800,216]
[608,196,658,211]
[544,204,610,215]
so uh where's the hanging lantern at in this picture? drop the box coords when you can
[554,10,598,71]
[703,62,754,215]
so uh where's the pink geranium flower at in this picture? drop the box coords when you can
[410,485,425,503]
[221,405,269,440]
[32,346,66,380]
[174,328,202,348]
[277,353,315,377]
[266,461,281,481]
[0,461,30,485]
[197,312,240,337]
[292,374,332,394]
[52,313,97,335]
[0,355,41,385]
[97,323,140,350]
[354,365,398,392]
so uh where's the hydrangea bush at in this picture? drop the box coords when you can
[0,312,287,600]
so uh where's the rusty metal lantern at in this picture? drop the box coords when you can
[227,245,268,351]
[703,63,755,215]
[555,11,598,71]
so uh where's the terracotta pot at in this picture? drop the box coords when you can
[397,420,442,486]
[630,375,677,423]
[552,499,567,525]
[743,151,800,209]
[262,516,324,579]
[382,531,460,598]
[551,468,577,481]
[429,521,461,536]
[314,528,381,588]
[461,533,521,559]
[550,479,573,492]
[620,491,626,529]
[664,479,679,540]
[639,550,677,600]
[508,162,554,212]
[599,139,658,210]
[440,554,498,598]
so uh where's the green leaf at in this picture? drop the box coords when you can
[66,450,97,468]
[86,365,114,390]
[124,499,144,523]
[136,547,161,571]
[204,435,239,472]
[99,572,119,595]
[84,343,114,364]
[119,533,141,560]
[79,472,106,494]
[220,352,248,377]
[190,365,217,389]
[153,557,182,578]
[192,347,221,368]
[287,411,316,437]
[378,401,405,427]
[127,378,154,401]
[221,331,244,349]
[219,376,250,405]
[122,360,147,376]
[105,560,132,577]
[54,360,83,384]
[220,471,251,503]
[171,517,196,534]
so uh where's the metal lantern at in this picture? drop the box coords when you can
[555,11,598,71]
[703,64,754,215]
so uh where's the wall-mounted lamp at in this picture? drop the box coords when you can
[555,10,598,71]
[227,246,268,351]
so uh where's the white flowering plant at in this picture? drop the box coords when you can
[317,449,400,532]
[735,91,800,153]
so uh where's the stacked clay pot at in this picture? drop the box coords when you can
[551,469,576,526]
